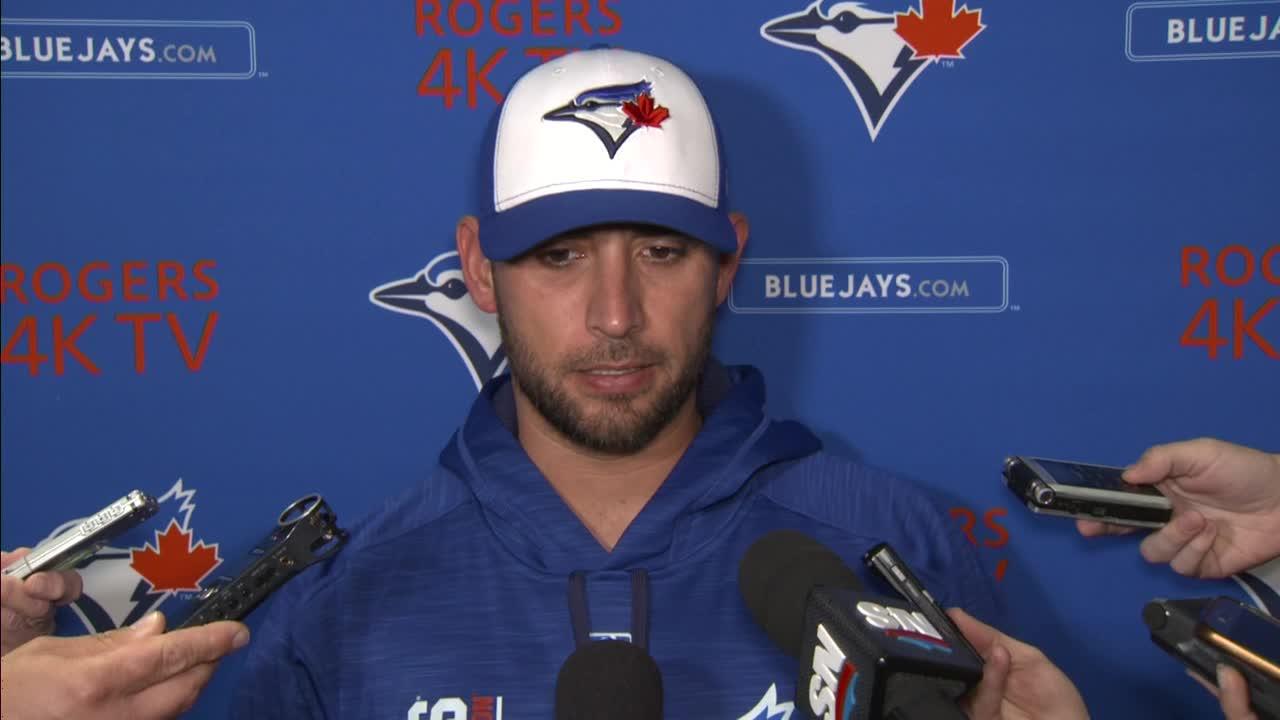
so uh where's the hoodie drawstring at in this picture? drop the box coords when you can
[566,569,651,650]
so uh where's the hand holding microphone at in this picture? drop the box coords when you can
[738,530,983,720]
[947,608,1089,720]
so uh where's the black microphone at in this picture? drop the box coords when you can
[554,639,664,720]
[739,530,983,720]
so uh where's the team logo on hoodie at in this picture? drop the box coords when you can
[370,251,507,391]
[408,694,504,719]
[737,683,795,720]
[51,479,222,634]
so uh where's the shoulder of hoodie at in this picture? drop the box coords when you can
[754,450,1000,620]
[257,461,475,624]
[756,450,957,533]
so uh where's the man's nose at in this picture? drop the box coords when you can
[586,251,644,339]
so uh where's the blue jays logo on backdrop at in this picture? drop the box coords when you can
[761,0,985,140]
[48,480,222,634]
[370,251,506,391]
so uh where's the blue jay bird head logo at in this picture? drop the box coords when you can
[735,683,795,720]
[48,479,222,635]
[543,79,671,159]
[370,251,507,391]
[761,0,985,141]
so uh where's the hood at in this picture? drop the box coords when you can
[439,360,821,574]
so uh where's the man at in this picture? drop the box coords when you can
[231,48,996,717]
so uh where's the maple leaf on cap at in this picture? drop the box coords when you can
[623,92,670,129]
[130,520,222,592]
[896,0,985,59]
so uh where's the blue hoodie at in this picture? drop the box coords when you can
[232,363,997,719]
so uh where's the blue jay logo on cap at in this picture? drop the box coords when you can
[543,80,671,159]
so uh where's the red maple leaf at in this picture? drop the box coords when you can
[895,0,985,59]
[130,520,222,592]
[622,92,670,129]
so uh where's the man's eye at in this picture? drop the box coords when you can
[539,248,578,266]
[644,245,685,262]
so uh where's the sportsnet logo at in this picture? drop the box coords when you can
[761,0,985,140]
[885,628,954,653]
[49,479,222,634]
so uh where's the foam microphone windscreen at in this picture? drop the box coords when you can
[737,529,862,658]
[554,639,664,720]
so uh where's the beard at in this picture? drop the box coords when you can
[497,303,714,456]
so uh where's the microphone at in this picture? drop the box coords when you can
[554,639,664,720]
[738,530,983,720]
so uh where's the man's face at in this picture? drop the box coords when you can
[492,224,720,455]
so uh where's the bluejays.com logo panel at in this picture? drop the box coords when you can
[1126,1,1280,61]
[0,19,256,79]
[729,257,1008,314]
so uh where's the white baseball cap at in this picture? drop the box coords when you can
[477,48,736,261]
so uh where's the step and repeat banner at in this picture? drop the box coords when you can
[2,1,1276,718]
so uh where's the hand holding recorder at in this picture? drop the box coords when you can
[0,548,83,655]
[0,611,247,720]
[1076,438,1280,578]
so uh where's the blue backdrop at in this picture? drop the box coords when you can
[3,1,1277,718]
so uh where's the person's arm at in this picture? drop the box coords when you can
[0,611,247,720]
[1,548,83,655]
[1077,438,1280,578]
[948,608,1089,720]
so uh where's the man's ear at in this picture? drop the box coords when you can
[457,216,497,313]
[715,212,749,306]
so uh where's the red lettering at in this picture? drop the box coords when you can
[565,0,592,34]
[78,262,114,302]
[467,48,506,108]
[982,508,1010,549]
[192,260,219,301]
[1233,298,1278,360]
[525,46,571,64]
[122,261,149,301]
[472,696,496,720]
[1263,245,1279,286]
[491,0,523,35]
[32,263,71,303]
[994,559,1008,582]
[0,265,28,304]
[53,315,99,375]
[156,261,188,301]
[1181,246,1210,287]
[1,316,46,374]
[117,312,162,373]
[448,0,484,37]
[949,507,978,547]
[598,0,622,35]
[531,0,556,36]
[168,312,218,371]
[419,48,463,108]
[1180,299,1228,359]
[416,0,444,36]
[1216,244,1255,287]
